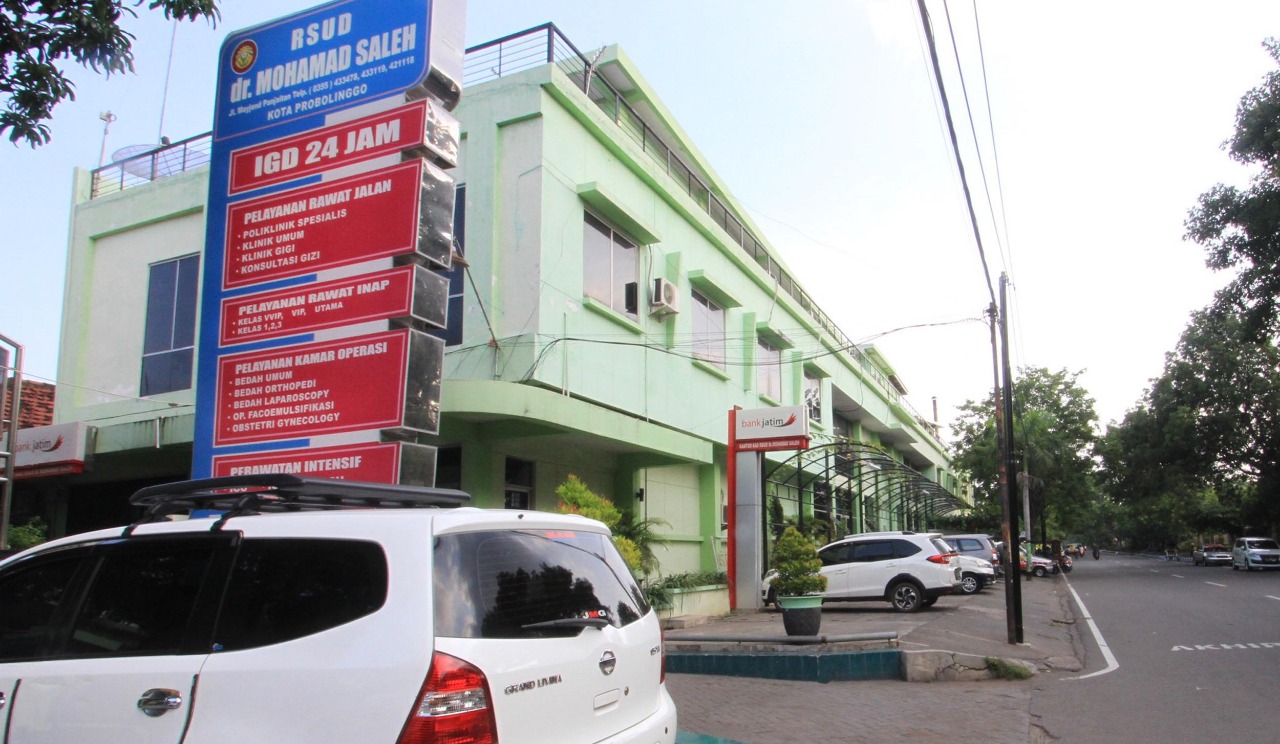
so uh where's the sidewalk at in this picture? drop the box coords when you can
[665,569,1083,680]
[666,573,1085,743]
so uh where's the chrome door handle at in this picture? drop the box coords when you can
[1,690,6,710]
[138,688,182,717]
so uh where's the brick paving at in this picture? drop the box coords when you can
[668,674,1034,744]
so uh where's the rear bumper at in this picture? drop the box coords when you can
[603,685,678,743]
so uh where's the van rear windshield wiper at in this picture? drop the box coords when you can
[522,617,610,630]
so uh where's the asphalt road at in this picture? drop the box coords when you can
[1030,553,1280,741]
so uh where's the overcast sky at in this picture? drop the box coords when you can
[2,0,1276,436]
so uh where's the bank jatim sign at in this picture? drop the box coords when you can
[192,0,465,485]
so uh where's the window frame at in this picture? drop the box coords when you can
[691,290,726,369]
[140,253,200,396]
[582,211,639,317]
[757,339,782,400]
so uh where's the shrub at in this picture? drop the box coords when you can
[771,525,827,596]
[8,517,47,551]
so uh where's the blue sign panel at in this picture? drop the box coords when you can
[193,0,462,480]
[214,0,433,141]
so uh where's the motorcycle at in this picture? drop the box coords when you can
[1092,546,1100,560]
[1058,554,1073,573]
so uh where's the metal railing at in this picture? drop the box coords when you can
[465,24,931,431]
[90,133,212,198]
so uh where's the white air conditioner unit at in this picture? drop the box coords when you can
[650,278,679,316]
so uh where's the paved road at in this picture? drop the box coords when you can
[1030,553,1280,741]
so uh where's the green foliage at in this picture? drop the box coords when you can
[949,367,1101,542]
[556,475,621,529]
[613,507,670,577]
[985,656,1033,680]
[770,526,827,597]
[7,517,47,551]
[2,0,221,146]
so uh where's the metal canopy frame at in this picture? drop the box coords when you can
[762,441,963,553]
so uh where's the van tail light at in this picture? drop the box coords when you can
[397,651,497,744]
[926,552,956,565]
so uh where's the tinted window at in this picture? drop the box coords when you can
[0,555,82,661]
[818,543,852,566]
[68,541,217,657]
[852,541,895,562]
[895,540,923,558]
[433,529,647,639]
[213,539,387,652]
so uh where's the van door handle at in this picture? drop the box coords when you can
[1,690,6,710]
[138,688,182,717]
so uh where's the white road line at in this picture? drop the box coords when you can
[1267,596,1280,602]
[1205,582,1227,587]
[1171,574,1185,579]
[1063,575,1119,681]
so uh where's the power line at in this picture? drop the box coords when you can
[915,0,997,307]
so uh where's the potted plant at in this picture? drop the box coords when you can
[770,526,827,636]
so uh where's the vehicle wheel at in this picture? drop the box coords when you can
[921,597,938,608]
[1033,565,1048,578]
[1233,561,1240,571]
[889,581,924,612]
[959,573,981,595]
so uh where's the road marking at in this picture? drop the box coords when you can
[1205,581,1227,587]
[1062,575,1119,681]
[1171,574,1185,579]
[1171,642,1280,651]
[1268,596,1280,602]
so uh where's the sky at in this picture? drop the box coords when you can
[2,0,1277,438]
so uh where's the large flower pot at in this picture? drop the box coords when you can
[777,594,823,636]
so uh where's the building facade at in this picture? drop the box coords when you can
[32,25,963,577]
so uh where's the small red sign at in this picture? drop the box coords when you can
[228,101,428,194]
[223,159,422,288]
[215,330,410,445]
[737,437,810,452]
[211,441,405,481]
[220,266,414,345]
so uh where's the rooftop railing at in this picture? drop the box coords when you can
[90,134,212,198]
[466,24,933,433]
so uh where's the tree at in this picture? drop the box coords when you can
[1,0,220,146]
[949,367,1100,540]
[1185,38,1280,339]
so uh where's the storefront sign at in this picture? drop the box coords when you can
[212,440,435,483]
[734,405,810,446]
[0,422,92,478]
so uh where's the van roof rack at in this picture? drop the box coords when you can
[124,474,470,534]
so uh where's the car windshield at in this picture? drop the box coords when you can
[1247,539,1280,550]
[1203,545,1227,551]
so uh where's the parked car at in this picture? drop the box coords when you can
[955,555,997,594]
[1019,546,1059,577]
[1192,543,1232,566]
[0,475,677,744]
[763,531,962,613]
[1232,536,1280,571]
[944,534,1002,576]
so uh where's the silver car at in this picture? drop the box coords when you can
[1233,536,1280,571]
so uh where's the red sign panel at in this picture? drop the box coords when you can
[220,266,415,345]
[224,159,422,289]
[211,442,405,481]
[215,330,410,445]
[736,437,810,452]
[228,101,428,194]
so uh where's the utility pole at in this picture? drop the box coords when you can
[998,274,1022,643]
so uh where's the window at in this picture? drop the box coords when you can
[0,555,83,661]
[430,184,466,347]
[583,212,638,316]
[214,539,387,651]
[757,340,781,399]
[803,371,821,422]
[432,529,647,639]
[141,253,199,395]
[852,540,895,563]
[504,457,534,509]
[692,290,725,368]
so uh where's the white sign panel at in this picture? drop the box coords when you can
[0,422,92,478]
[735,406,809,441]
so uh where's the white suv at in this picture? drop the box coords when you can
[765,531,961,612]
[0,475,677,743]
[1232,536,1280,571]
